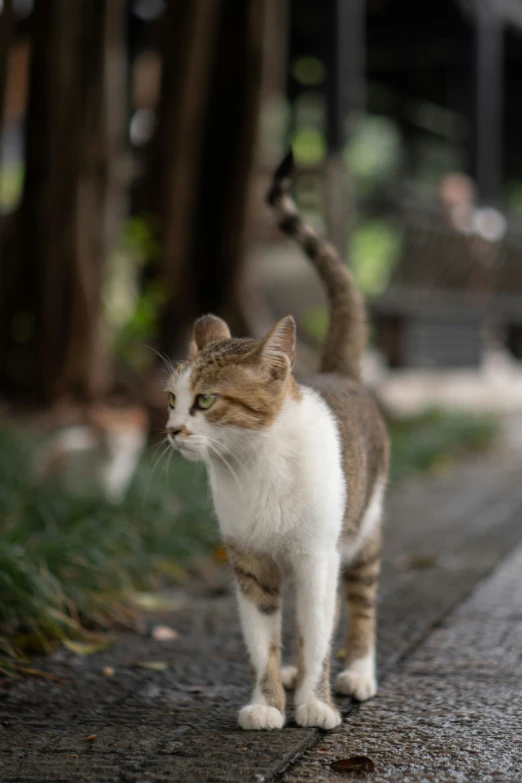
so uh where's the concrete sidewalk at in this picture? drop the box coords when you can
[1,448,522,782]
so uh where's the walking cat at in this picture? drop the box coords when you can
[165,151,389,730]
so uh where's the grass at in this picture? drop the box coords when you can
[389,409,499,484]
[0,426,216,661]
[0,408,499,664]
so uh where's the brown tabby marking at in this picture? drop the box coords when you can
[227,542,281,616]
[341,529,381,666]
[260,640,285,712]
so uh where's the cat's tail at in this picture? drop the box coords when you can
[266,149,367,379]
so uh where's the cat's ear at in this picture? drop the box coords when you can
[189,314,231,357]
[260,315,296,378]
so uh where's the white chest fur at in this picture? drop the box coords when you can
[207,386,347,557]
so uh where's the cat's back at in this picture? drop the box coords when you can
[301,373,389,531]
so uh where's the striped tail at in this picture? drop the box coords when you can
[266,149,367,379]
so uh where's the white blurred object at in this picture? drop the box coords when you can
[35,407,148,503]
[130,108,156,147]
[152,625,179,641]
[132,0,165,22]
[474,207,507,242]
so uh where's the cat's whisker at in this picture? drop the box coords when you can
[145,345,177,376]
[142,441,171,502]
[204,439,245,501]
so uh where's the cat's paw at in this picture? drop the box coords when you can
[238,704,285,731]
[335,658,377,701]
[295,701,341,730]
[281,665,298,690]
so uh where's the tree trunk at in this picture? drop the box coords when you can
[0,0,127,403]
[145,0,268,358]
[0,0,13,137]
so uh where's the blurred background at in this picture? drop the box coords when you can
[0,0,521,662]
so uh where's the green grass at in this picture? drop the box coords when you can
[389,409,499,484]
[0,409,498,663]
[0,426,216,659]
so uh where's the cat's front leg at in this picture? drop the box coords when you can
[293,550,342,730]
[227,542,285,730]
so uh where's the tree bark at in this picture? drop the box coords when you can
[145,0,268,358]
[0,0,13,137]
[0,0,127,403]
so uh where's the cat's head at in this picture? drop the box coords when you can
[165,314,297,461]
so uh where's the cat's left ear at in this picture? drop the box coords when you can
[189,314,231,357]
[261,315,296,377]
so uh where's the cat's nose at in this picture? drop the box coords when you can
[167,427,182,438]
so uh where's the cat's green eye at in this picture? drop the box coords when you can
[195,394,216,410]
[168,392,176,409]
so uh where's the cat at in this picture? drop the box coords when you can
[164,150,389,731]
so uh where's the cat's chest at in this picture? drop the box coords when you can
[209,457,302,549]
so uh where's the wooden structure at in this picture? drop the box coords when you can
[372,208,522,368]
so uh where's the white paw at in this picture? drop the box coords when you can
[335,663,377,701]
[295,701,341,730]
[238,704,285,731]
[281,665,298,690]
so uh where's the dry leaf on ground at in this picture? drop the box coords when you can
[63,639,113,656]
[135,661,169,671]
[330,756,375,774]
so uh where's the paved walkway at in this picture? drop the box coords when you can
[2,447,522,782]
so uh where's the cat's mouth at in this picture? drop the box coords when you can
[168,434,206,462]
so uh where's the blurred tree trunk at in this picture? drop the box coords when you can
[0,0,127,403]
[0,0,13,137]
[145,0,268,358]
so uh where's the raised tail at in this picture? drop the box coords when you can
[266,149,367,379]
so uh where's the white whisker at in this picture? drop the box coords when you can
[205,439,244,501]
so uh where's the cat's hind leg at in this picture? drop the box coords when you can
[335,528,380,701]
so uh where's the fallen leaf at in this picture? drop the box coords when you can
[330,756,375,774]
[135,661,169,671]
[241,747,248,751]
[63,639,113,656]
[80,734,97,742]
[102,666,115,677]
[152,625,179,642]
[213,545,228,563]
[8,664,68,682]
[130,592,179,612]
[70,754,78,758]
[335,648,347,660]
[155,560,188,581]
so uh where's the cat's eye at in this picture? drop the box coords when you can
[195,393,216,410]
[168,392,176,409]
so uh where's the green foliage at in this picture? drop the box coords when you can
[0,426,216,654]
[301,306,329,342]
[389,409,499,484]
[344,116,401,196]
[0,162,24,214]
[105,214,166,371]
[351,220,401,297]
[291,56,326,87]
[291,127,326,165]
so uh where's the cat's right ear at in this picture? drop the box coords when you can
[189,314,231,357]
